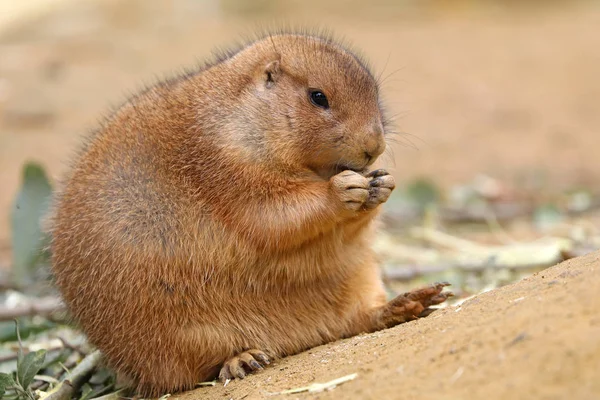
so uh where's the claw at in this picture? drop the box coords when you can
[218,349,270,383]
[378,282,453,328]
[369,178,383,187]
[218,366,233,383]
[234,369,246,379]
[366,169,388,178]
[253,353,270,365]
[249,360,263,370]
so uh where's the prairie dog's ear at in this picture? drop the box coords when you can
[264,60,280,88]
[253,52,281,89]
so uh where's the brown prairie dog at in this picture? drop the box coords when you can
[50,32,451,396]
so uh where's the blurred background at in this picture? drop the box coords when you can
[0,0,599,396]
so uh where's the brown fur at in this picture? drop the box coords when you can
[50,32,450,396]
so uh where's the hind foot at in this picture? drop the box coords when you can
[218,349,270,382]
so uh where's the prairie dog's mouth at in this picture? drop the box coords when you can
[334,164,367,175]
[312,163,370,180]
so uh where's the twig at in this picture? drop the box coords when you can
[196,381,216,387]
[0,346,65,364]
[439,202,533,223]
[377,227,572,277]
[384,264,451,281]
[270,373,358,395]
[483,208,516,244]
[0,297,66,321]
[57,336,87,355]
[42,380,73,400]
[31,357,78,391]
[33,375,59,384]
[88,389,126,400]
[411,227,488,253]
[64,350,102,387]
[44,350,102,400]
[384,259,556,282]
[0,279,22,291]
[34,382,50,392]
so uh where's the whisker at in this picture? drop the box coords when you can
[396,131,428,147]
[376,51,392,86]
[393,135,420,151]
[381,146,397,169]
[378,65,407,88]
[384,110,412,121]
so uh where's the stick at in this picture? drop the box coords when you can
[0,346,67,363]
[0,297,66,321]
[44,350,102,400]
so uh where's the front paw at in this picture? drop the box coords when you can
[330,170,370,212]
[364,169,396,210]
[376,282,453,329]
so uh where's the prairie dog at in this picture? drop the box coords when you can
[50,32,451,396]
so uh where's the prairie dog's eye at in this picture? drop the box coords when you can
[309,89,329,109]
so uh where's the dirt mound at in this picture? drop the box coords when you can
[183,251,599,400]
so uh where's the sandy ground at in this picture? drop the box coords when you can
[184,250,600,400]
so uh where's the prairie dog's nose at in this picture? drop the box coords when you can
[363,123,385,163]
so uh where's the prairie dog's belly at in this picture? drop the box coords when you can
[185,264,384,357]
[58,212,385,365]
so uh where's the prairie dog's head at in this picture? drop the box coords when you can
[230,33,386,178]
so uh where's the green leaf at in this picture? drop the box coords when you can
[405,178,441,208]
[16,350,46,390]
[566,189,593,212]
[10,162,53,286]
[15,321,23,375]
[0,319,56,343]
[79,383,93,400]
[533,203,563,232]
[0,372,16,397]
[384,178,441,216]
[88,367,114,385]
